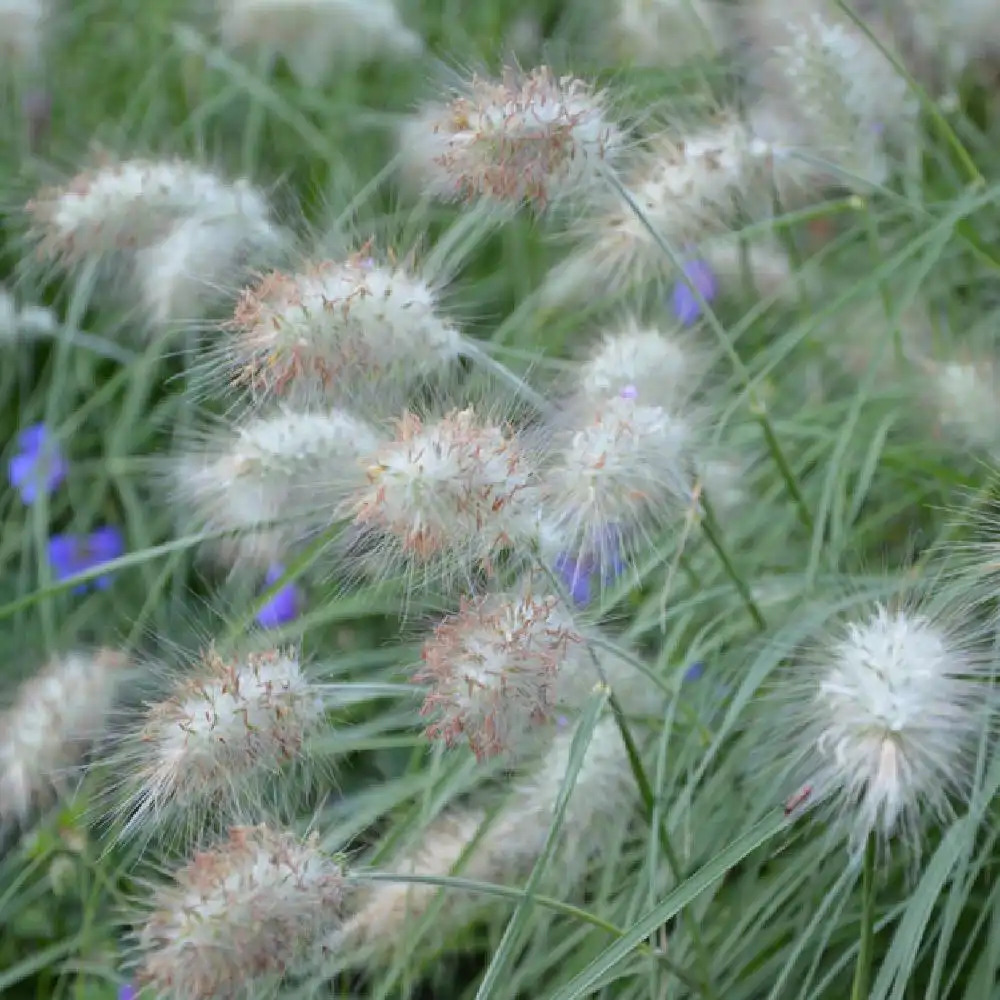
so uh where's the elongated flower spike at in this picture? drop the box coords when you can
[775,601,994,851]
[109,646,326,839]
[132,823,345,1000]
[415,585,586,760]
[342,406,542,589]
[219,247,465,405]
[398,64,624,215]
[26,157,273,268]
[744,1,918,193]
[541,383,695,584]
[173,405,380,569]
[0,0,46,72]
[0,649,127,830]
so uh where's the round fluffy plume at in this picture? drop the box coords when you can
[110,646,326,839]
[26,156,272,266]
[743,0,918,194]
[774,600,995,850]
[218,0,422,86]
[415,584,585,760]
[173,405,380,569]
[922,354,1000,458]
[0,649,127,830]
[219,246,465,405]
[342,406,542,588]
[576,317,706,408]
[132,823,345,1000]
[398,64,623,214]
[540,385,696,581]
[543,112,772,300]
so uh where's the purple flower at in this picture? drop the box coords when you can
[118,985,137,1000]
[8,423,67,504]
[672,258,717,326]
[255,563,302,629]
[554,526,626,607]
[48,526,124,593]
[683,661,705,682]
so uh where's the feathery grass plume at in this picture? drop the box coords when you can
[219,246,465,406]
[769,599,994,851]
[217,0,422,86]
[0,649,127,831]
[610,0,726,66]
[334,714,636,960]
[541,112,773,302]
[397,64,624,215]
[879,0,1000,94]
[415,582,586,760]
[540,383,696,586]
[341,404,542,589]
[135,212,285,326]
[0,0,45,72]
[25,156,273,268]
[131,823,345,1000]
[109,646,326,840]
[922,354,1000,458]
[576,317,706,408]
[173,405,380,569]
[743,0,919,194]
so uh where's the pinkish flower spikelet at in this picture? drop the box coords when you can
[223,246,463,403]
[401,65,623,213]
[347,407,539,583]
[134,824,344,1000]
[416,588,583,760]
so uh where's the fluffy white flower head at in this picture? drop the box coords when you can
[176,406,379,567]
[543,386,693,573]
[348,408,539,583]
[136,212,283,325]
[749,4,917,189]
[926,356,1000,457]
[578,319,704,407]
[27,158,272,264]
[0,649,126,828]
[802,604,990,847]
[135,824,344,1000]
[225,249,464,403]
[551,114,771,295]
[218,0,422,85]
[118,647,325,835]
[401,65,623,212]
[416,587,583,760]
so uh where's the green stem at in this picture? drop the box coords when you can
[850,834,877,1000]
[698,493,768,631]
[750,402,814,532]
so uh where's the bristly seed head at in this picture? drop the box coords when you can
[401,65,623,213]
[133,823,344,1000]
[175,405,380,569]
[415,587,584,760]
[789,603,993,850]
[347,407,540,585]
[541,390,694,578]
[26,157,272,265]
[223,247,464,404]
[0,649,127,830]
[114,647,325,838]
